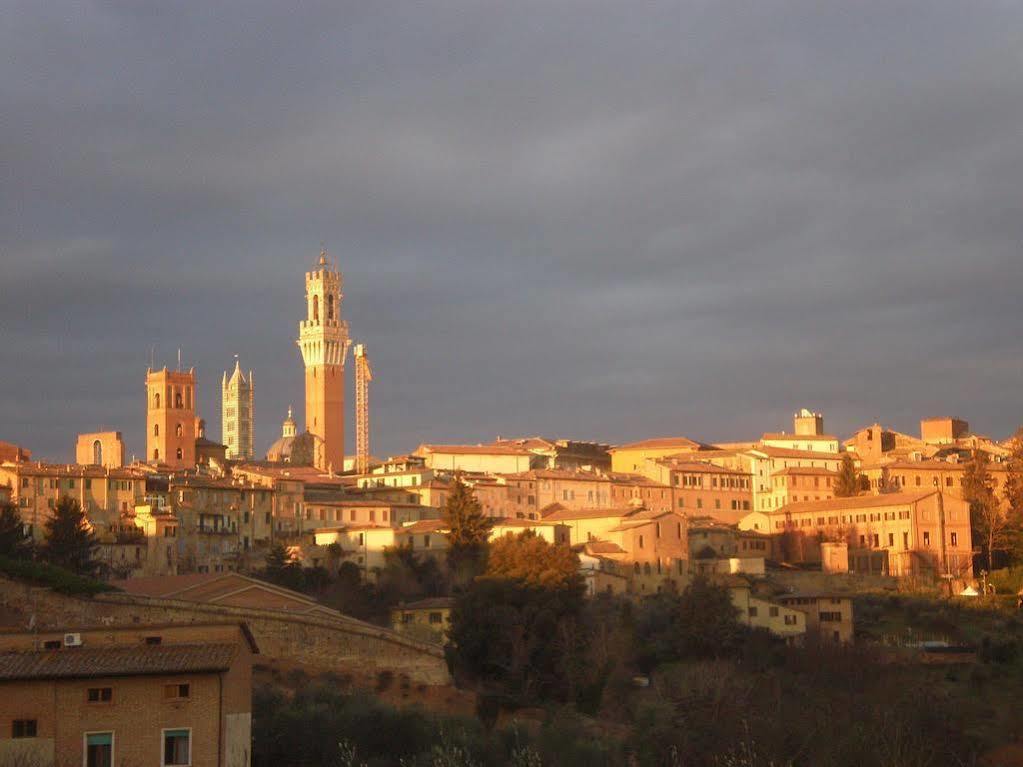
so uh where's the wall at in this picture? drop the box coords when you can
[0,577,450,686]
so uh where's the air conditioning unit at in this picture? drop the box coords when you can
[63,633,83,647]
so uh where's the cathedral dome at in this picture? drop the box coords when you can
[266,430,323,466]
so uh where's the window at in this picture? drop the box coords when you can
[164,683,189,699]
[951,532,958,546]
[923,531,931,546]
[86,732,113,767]
[87,687,113,703]
[748,606,758,618]
[428,612,443,625]
[638,534,644,548]
[93,440,103,465]
[769,606,779,617]
[820,612,842,622]
[175,423,183,437]
[146,635,163,645]
[154,449,160,461]
[176,448,183,460]
[163,728,191,766]
[12,719,37,738]
[312,294,320,321]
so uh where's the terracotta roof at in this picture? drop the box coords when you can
[417,444,533,456]
[610,437,710,452]
[399,519,450,533]
[542,506,633,522]
[768,491,937,515]
[657,459,747,474]
[0,643,237,681]
[503,469,610,481]
[761,433,838,442]
[771,467,839,476]
[0,462,144,479]
[584,541,627,555]
[748,446,844,460]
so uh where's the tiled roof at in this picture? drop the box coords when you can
[769,491,937,515]
[0,643,237,681]
[656,459,747,474]
[610,437,709,452]
[418,444,533,456]
[762,433,838,442]
[585,541,627,555]
[748,446,844,460]
[396,597,456,610]
[399,519,449,533]
[542,506,633,521]
[771,467,839,476]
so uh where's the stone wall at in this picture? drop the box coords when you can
[0,577,450,685]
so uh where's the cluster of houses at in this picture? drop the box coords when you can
[1,409,1007,649]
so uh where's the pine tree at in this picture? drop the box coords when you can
[963,450,1011,572]
[40,496,99,576]
[834,454,862,498]
[442,479,490,585]
[0,502,32,559]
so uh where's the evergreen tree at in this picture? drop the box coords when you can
[963,450,1012,572]
[40,496,99,576]
[0,502,32,559]
[442,480,490,585]
[834,454,862,497]
[486,531,581,589]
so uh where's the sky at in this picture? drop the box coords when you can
[2,1,1023,463]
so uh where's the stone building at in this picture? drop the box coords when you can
[222,359,255,461]
[75,431,125,468]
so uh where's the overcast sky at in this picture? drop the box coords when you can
[2,1,1022,462]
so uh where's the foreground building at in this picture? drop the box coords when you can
[0,622,257,767]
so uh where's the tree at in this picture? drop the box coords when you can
[834,454,863,497]
[964,451,1015,572]
[0,502,32,559]
[1002,429,1023,563]
[261,542,306,591]
[39,496,99,576]
[486,532,581,589]
[634,576,750,671]
[442,480,490,585]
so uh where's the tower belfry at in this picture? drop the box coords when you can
[297,247,350,471]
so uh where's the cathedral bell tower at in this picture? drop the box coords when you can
[297,248,350,471]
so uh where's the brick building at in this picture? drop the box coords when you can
[0,622,256,767]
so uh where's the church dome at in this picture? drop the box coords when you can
[266,430,323,466]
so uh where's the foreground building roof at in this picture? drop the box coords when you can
[0,643,238,681]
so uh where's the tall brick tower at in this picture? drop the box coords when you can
[146,366,197,467]
[298,248,350,471]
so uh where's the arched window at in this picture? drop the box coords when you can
[312,295,319,321]
[175,423,182,437]
[633,562,640,574]
[92,440,102,466]
[153,448,160,461]
[176,447,183,460]
[326,294,334,320]
[154,424,159,437]
[175,391,183,409]
[154,392,161,408]
[643,563,652,575]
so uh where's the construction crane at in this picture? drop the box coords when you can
[354,343,373,475]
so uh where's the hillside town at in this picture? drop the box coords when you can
[3,251,1023,766]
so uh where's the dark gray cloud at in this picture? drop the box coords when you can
[3,0,1023,461]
